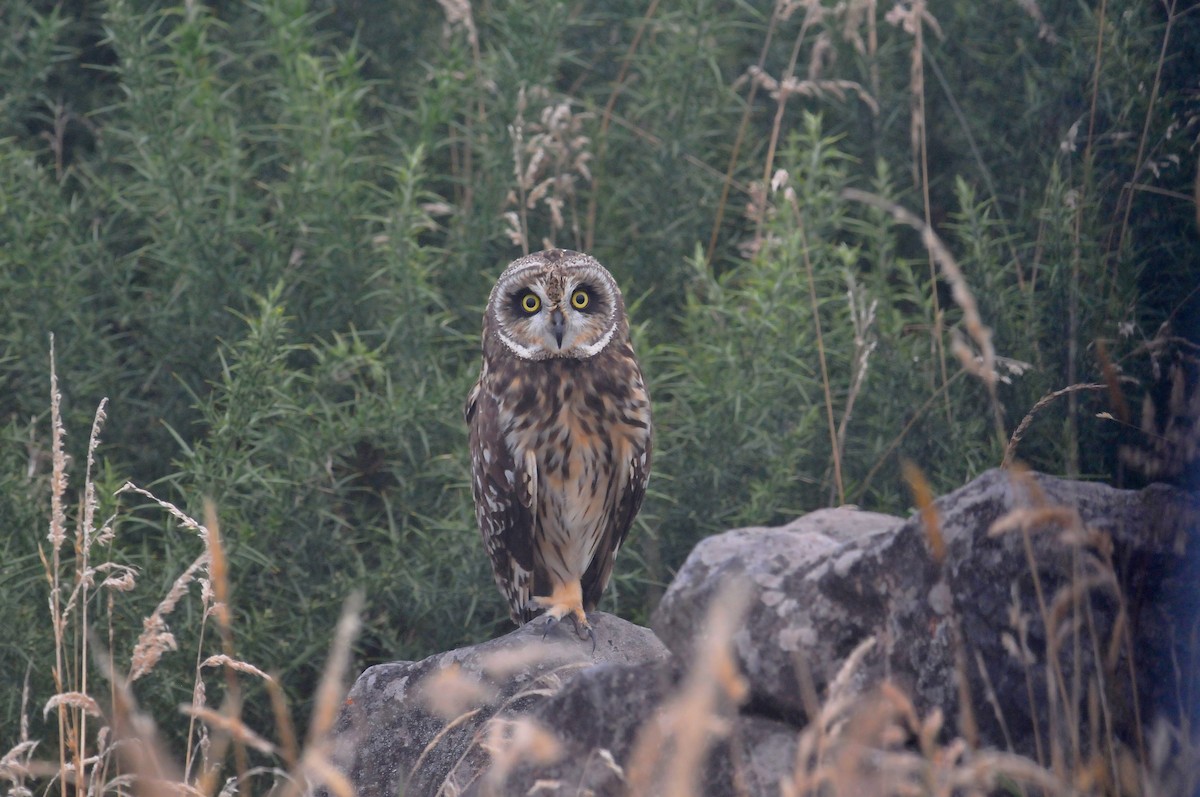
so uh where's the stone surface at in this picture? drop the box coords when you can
[327,612,670,797]
[652,468,1199,756]
[326,470,1198,796]
[652,505,904,724]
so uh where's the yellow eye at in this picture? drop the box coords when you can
[570,289,589,310]
[520,293,541,314]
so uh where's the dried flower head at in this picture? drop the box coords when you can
[506,86,593,253]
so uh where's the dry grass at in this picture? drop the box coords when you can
[624,582,751,797]
[789,189,846,505]
[505,86,593,255]
[1,344,360,797]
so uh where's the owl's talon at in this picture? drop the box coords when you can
[538,613,592,651]
[565,612,596,653]
[541,615,559,641]
[534,581,596,649]
[574,619,597,653]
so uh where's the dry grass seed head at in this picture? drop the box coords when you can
[626,581,751,797]
[199,655,275,684]
[0,741,39,788]
[97,562,138,592]
[202,500,232,634]
[1004,383,1112,469]
[902,460,945,565]
[505,86,592,251]
[177,707,275,756]
[298,755,355,797]
[842,0,875,54]
[80,397,108,551]
[988,506,1079,539]
[130,553,209,681]
[478,638,580,679]
[435,0,477,49]
[420,663,497,720]
[481,717,563,790]
[48,336,68,552]
[743,64,880,117]
[116,482,210,540]
[306,592,362,744]
[42,693,103,720]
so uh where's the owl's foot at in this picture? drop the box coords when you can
[535,581,595,651]
[540,615,597,652]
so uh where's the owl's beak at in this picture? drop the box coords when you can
[550,308,566,347]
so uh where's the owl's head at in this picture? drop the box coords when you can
[485,249,627,361]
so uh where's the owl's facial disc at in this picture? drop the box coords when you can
[490,260,620,360]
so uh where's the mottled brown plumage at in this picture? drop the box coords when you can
[465,249,652,637]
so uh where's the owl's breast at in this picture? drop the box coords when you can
[496,353,651,459]
[494,355,651,577]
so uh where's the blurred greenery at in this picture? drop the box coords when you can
[1,0,1195,759]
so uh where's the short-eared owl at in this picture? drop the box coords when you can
[465,249,652,639]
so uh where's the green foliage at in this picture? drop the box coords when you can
[651,119,851,548]
[1,0,1194,760]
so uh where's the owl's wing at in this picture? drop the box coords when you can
[466,376,538,624]
[581,441,652,612]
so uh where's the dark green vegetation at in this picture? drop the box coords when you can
[2,0,1196,755]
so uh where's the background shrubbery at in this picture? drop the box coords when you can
[1,0,1196,766]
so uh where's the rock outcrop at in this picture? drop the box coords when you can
[328,613,670,797]
[325,470,1198,796]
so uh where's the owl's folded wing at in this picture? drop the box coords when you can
[466,377,538,624]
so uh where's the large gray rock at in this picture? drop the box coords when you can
[328,612,671,797]
[652,505,904,723]
[326,470,1197,796]
[652,468,1199,758]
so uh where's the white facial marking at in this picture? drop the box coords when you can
[576,323,616,358]
[498,330,539,360]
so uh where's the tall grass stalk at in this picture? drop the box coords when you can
[586,0,661,254]
[789,192,844,504]
[841,188,1005,447]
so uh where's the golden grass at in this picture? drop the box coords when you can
[625,581,751,797]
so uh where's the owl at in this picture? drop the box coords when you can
[465,248,652,641]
